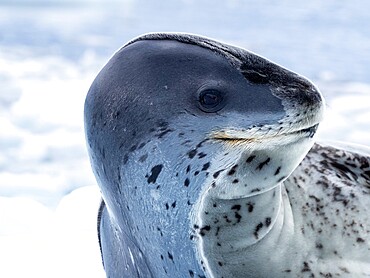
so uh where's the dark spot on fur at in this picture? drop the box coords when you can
[331,161,357,179]
[171,201,176,208]
[256,157,270,170]
[181,140,192,146]
[129,145,137,152]
[234,212,242,223]
[274,166,281,176]
[198,152,207,159]
[316,242,323,249]
[309,195,320,202]
[138,142,146,149]
[188,149,197,159]
[246,155,256,163]
[168,252,174,262]
[223,215,232,223]
[157,129,174,139]
[123,154,129,165]
[189,270,194,277]
[147,164,163,184]
[213,169,224,179]
[254,222,263,239]
[228,165,238,176]
[184,178,190,187]
[232,179,239,184]
[186,165,191,173]
[357,237,365,243]
[265,217,271,227]
[196,139,209,149]
[202,162,211,171]
[277,176,287,183]
[247,203,254,213]
[200,225,211,236]
[231,204,241,211]
[301,262,311,272]
[157,227,163,237]
[215,227,221,235]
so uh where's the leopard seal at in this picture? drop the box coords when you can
[84,33,370,277]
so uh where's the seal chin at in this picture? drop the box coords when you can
[296,123,319,138]
[202,122,320,200]
[280,123,320,140]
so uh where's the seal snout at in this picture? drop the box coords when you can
[269,74,325,135]
[294,80,324,112]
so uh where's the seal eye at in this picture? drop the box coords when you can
[198,89,225,113]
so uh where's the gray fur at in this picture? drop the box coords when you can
[84,33,369,277]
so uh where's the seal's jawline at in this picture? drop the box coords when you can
[210,124,319,143]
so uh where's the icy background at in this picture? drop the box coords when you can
[0,0,369,277]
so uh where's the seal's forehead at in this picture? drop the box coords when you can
[124,33,253,68]
[110,38,243,92]
[124,33,311,88]
[121,37,232,66]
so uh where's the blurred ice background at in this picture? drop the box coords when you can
[0,0,369,277]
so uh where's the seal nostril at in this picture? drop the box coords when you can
[240,65,269,84]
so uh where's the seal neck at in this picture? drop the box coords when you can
[193,183,285,277]
[191,146,292,277]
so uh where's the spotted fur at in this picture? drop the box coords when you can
[192,142,370,277]
[85,33,369,278]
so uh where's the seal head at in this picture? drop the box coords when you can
[84,33,325,277]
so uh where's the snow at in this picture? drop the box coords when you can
[0,186,105,278]
[0,1,369,277]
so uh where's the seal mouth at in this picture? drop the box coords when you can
[210,123,320,143]
[298,123,319,138]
